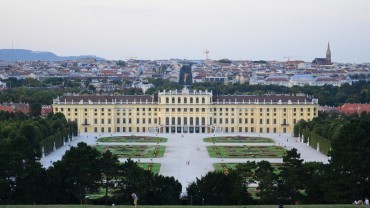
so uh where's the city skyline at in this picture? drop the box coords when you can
[1,0,370,63]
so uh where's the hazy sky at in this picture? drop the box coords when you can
[1,0,369,62]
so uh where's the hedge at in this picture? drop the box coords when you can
[303,131,332,155]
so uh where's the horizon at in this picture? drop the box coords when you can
[2,48,370,64]
[1,0,370,63]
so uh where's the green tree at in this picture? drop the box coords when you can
[186,171,254,205]
[99,150,119,204]
[255,161,279,204]
[279,148,305,204]
[326,119,370,202]
[53,142,102,203]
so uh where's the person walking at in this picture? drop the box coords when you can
[131,193,138,208]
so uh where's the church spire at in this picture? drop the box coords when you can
[326,41,331,64]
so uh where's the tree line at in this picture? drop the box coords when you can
[0,112,182,205]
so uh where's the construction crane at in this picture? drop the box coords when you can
[283,56,298,65]
[203,49,210,61]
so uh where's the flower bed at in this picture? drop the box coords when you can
[204,136,273,143]
[95,145,166,158]
[97,136,167,143]
[207,145,286,158]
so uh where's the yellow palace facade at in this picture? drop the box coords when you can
[53,88,319,134]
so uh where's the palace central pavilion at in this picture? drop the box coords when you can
[53,87,319,134]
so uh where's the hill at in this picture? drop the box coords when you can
[0,49,105,61]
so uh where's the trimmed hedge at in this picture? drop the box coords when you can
[303,131,332,155]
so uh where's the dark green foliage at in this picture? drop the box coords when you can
[302,162,327,204]
[99,150,119,204]
[112,159,182,205]
[179,64,193,86]
[147,78,182,94]
[0,112,78,204]
[50,142,103,203]
[186,170,254,205]
[254,161,279,204]
[217,58,232,64]
[278,149,305,204]
[326,119,370,202]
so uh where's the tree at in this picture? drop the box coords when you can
[301,162,327,204]
[0,135,46,204]
[254,161,279,204]
[179,65,192,86]
[88,84,96,92]
[326,119,370,202]
[279,148,305,204]
[186,171,254,205]
[217,58,232,64]
[52,142,102,203]
[99,150,119,204]
[112,159,182,205]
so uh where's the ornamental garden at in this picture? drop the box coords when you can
[95,136,167,173]
[94,135,286,174]
[204,136,274,143]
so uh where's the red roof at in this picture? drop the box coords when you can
[0,106,14,113]
[337,104,370,114]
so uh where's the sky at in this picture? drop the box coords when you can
[1,0,369,63]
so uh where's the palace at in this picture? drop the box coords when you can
[53,87,319,134]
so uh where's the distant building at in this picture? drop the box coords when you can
[0,103,30,114]
[249,75,265,85]
[312,42,332,65]
[336,103,370,115]
[265,76,290,87]
[202,77,228,85]
[41,105,53,116]
[289,75,315,87]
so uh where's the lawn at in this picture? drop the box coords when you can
[204,136,274,143]
[95,145,166,158]
[207,145,286,158]
[0,205,359,208]
[138,163,161,174]
[97,136,167,143]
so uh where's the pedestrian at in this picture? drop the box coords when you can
[131,193,138,208]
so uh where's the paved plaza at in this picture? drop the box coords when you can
[40,132,329,194]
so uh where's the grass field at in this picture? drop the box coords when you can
[0,205,359,208]
[95,145,166,158]
[207,145,286,158]
[204,136,274,143]
[97,136,167,143]
[138,163,161,174]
